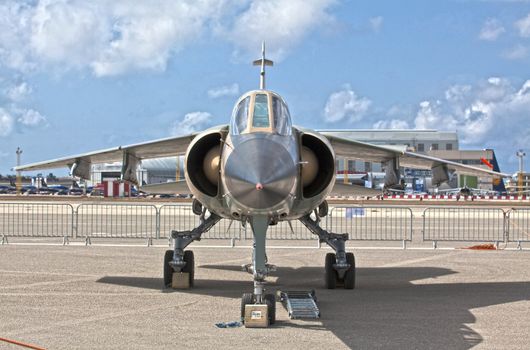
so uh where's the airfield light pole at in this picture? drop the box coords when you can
[16,147,22,195]
[516,150,526,196]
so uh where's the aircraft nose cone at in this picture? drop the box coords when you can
[224,137,296,210]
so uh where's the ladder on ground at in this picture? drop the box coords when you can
[279,290,320,319]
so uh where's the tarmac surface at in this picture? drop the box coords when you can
[1,244,530,349]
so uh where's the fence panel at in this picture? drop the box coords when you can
[326,206,413,241]
[158,205,241,240]
[243,219,314,240]
[507,208,530,243]
[0,203,74,238]
[423,207,505,242]
[77,203,157,239]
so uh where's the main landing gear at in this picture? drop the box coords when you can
[300,212,356,290]
[164,208,220,288]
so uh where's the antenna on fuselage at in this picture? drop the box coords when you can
[253,42,273,90]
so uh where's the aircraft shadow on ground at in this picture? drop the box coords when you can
[97,266,530,349]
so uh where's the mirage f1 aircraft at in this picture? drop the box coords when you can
[15,44,507,324]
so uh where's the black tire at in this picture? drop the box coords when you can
[241,293,255,320]
[343,252,356,290]
[325,253,337,289]
[163,250,174,287]
[264,294,276,325]
[182,250,195,287]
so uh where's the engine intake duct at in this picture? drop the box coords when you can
[301,134,334,198]
[186,132,221,197]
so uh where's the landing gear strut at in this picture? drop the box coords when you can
[163,209,220,288]
[240,215,276,325]
[300,212,356,289]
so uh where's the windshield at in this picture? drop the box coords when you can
[230,92,293,135]
[272,96,292,135]
[230,96,250,134]
[252,94,270,128]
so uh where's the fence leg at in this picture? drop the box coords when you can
[230,238,236,248]
[1,235,7,245]
[62,236,70,246]
[85,236,92,246]
[433,241,437,249]
[402,240,407,250]
[146,237,153,247]
[495,241,499,250]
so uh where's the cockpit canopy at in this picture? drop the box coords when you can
[230,90,292,136]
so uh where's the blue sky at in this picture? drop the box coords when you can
[1,0,530,175]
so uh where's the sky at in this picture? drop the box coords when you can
[1,0,530,175]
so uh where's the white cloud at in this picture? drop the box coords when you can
[5,81,32,101]
[515,13,530,37]
[207,83,239,99]
[16,108,46,127]
[478,18,505,41]
[0,108,14,136]
[373,119,409,129]
[407,78,530,158]
[503,44,529,60]
[218,0,337,61]
[0,0,338,76]
[369,16,383,33]
[324,84,371,123]
[171,111,212,136]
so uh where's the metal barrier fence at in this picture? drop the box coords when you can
[244,219,314,240]
[326,206,413,241]
[159,205,241,240]
[76,204,158,240]
[507,208,530,243]
[0,203,73,241]
[422,207,505,244]
[2,202,529,247]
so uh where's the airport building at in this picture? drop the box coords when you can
[505,173,530,193]
[323,129,503,192]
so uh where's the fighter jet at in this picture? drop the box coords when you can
[14,43,508,324]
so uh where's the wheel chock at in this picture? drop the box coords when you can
[243,304,269,328]
[171,272,190,289]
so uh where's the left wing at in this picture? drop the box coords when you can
[140,180,191,194]
[322,133,509,185]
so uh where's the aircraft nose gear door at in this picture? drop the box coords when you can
[240,215,277,326]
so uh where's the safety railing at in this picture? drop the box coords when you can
[159,204,241,240]
[506,208,530,247]
[76,203,158,243]
[243,219,314,240]
[326,206,413,242]
[0,202,74,243]
[1,202,526,248]
[422,207,506,246]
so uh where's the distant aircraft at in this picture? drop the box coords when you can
[15,43,508,324]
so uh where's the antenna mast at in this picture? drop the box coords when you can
[253,42,274,90]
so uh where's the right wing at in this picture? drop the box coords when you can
[14,125,228,183]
